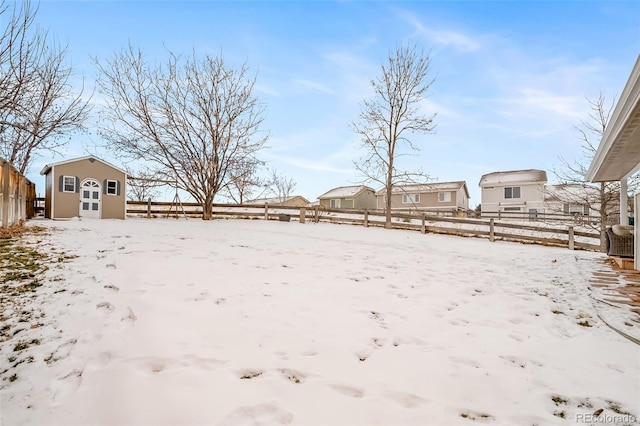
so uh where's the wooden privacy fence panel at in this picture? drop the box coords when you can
[0,158,36,228]
[127,201,602,251]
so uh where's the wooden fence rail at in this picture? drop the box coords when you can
[126,200,602,251]
[0,158,36,228]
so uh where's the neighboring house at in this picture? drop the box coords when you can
[543,184,601,216]
[479,169,547,214]
[375,181,470,212]
[245,195,311,207]
[40,156,127,220]
[317,185,377,209]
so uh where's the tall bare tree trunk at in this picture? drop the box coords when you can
[203,196,214,220]
[385,160,394,228]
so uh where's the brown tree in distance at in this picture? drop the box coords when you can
[351,43,436,228]
[95,46,268,220]
[223,157,266,204]
[268,169,296,203]
[125,165,164,202]
[0,0,90,173]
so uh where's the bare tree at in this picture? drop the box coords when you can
[223,157,266,204]
[351,43,436,228]
[95,46,268,219]
[267,169,296,203]
[125,165,164,202]
[553,91,638,249]
[0,0,90,173]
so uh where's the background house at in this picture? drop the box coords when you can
[245,195,310,207]
[317,185,376,209]
[543,184,603,216]
[40,156,127,220]
[479,169,547,215]
[376,181,470,213]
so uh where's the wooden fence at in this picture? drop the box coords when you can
[126,200,602,251]
[0,158,36,228]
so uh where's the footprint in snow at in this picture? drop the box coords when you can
[237,369,263,380]
[279,368,306,384]
[96,302,115,312]
[219,402,293,425]
[384,391,428,408]
[329,384,365,398]
[51,369,83,403]
[121,307,137,323]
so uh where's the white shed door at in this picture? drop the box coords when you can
[80,179,101,219]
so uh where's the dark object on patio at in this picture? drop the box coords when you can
[605,227,634,258]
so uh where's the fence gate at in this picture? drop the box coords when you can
[0,158,36,228]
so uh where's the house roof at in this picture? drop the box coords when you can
[40,155,127,176]
[586,55,640,182]
[317,185,374,199]
[245,195,310,205]
[544,184,601,202]
[479,169,547,187]
[376,181,470,198]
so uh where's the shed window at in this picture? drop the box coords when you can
[106,180,118,195]
[63,176,76,193]
[330,199,341,208]
[438,192,451,202]
[504,187,521,199]
[402,194,420,203]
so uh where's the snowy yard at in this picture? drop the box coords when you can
[1,218,639,425]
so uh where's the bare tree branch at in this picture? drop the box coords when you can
[552,91,637,250]
[125,165,165,202]
[0,0,90,173]
[351,42,436,228]
[267,169,296,203]
[95,46,268,219]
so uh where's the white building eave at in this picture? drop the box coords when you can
[586,55,640,182]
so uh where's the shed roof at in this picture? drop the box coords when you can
[479,169,547,187]
[245,195,310,205]
[40,155,127,176]
[317,185,374,199]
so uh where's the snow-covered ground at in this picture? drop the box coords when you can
[1,218,638,426]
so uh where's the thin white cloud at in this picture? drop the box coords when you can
[266,152,355,175]
[512,88,585,120]
[255,84,280,97]
[396,9,481,52]
[293,79,335,95]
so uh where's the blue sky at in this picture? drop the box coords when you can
[27,0,640,206]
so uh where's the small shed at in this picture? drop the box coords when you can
[40,156,127,220]
[317,185,377,209]
[245,195,311,207]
